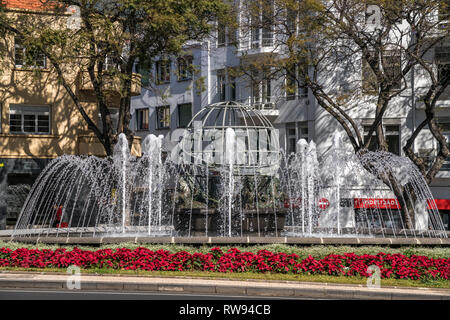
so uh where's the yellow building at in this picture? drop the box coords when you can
[0,0,141,228]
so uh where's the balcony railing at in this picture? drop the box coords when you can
[235,97,277,110]
[235,95,310,110]
[238,32,275,54]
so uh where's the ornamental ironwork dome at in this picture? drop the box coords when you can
[175,101,280,176]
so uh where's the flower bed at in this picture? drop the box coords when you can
[0,247,448,281]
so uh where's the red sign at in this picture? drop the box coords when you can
[427,199,450,210]
[353,198,400,209]
[318,198,330,210]
[284,198,301,208]
[284,198,330,209]
[285,197,449,211]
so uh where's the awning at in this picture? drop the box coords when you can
[427,199,450,210]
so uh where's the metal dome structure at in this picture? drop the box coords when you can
[175,101,280,176]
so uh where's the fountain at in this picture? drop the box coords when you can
[9,101,448,240]
[225,127,235,237]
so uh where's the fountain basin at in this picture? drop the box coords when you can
[173,208,288,236]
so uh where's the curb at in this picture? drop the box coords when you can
[1,236,450,246]
[0,273,448,300]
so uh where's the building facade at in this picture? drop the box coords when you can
[0,0,141,229]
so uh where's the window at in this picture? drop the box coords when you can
[14,37,46,69]
[217,69,226,102]
[286,72,296,101]
[286,122,308,155]
[383,53,402,90]
[155,59,171,84]
[156,105,170,129]
[103,55,116,71]
[286,123,297,154]
[286,11,297,34]
[249,0,273,48]
[177,56,193,81]
[438,64,450,82]
[439,123,450,170]
[286,66,308,100]
[136,108,149,131]
[261,1,274,47]
[299,123,308,141]
[362,52,402,92]
[251,70,271,105]
[9,105,50,134]
[298,83,308,98]
[262,78,271,103]
[363,124,400,155]
[135,61,151,87]
[435,46,450,82]
[217,21,227,47]
[228,15,238,46]
[363,125,378,151]
[298,68,308,98]
[14,37,25,67]
[217,13,238,47]
[229,75,236,101]
[217,70,237,102]
[177,103,192,128]
[251,22,261,49]
[385,125,400,155]
[251,76,260,104]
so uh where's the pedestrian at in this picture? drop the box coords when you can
[53,204,63,228]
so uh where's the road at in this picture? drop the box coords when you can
[0,288,319,300]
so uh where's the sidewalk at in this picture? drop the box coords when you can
[0,271,448,300]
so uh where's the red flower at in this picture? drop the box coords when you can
[0,247,447,281]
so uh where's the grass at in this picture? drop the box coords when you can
[0,266,448,290]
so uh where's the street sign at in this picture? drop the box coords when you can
[318,198,330,210]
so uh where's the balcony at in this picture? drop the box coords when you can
[78,71,142,96]
[237,31,278,57]
[235,97,279,120]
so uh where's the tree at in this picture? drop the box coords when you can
[0,0,226,155]
[236,0,450,228]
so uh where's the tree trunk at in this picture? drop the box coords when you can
[389,178,415,230]
[360,153,415,230]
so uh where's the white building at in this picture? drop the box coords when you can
[130,1,450,231]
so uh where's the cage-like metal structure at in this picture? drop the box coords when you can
[176,101,280,176]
